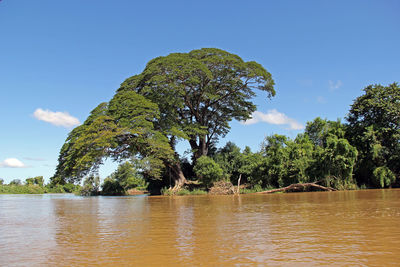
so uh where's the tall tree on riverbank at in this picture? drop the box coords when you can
[346,83,400,187]
[51,48,275,190]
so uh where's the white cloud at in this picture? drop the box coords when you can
[329,80,342,91]
[0,158,27,168]
[241,110,304,130]
[33,108,80,127]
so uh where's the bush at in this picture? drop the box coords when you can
[78,175,100,196]
[62,183,80,193]
[25,176,44,187]
[45,184,65,193]
[161,187,174,196]
[161,187,208,196]
[0,184,45,194]
[101,162,148,195]
[9,179,22,185]
[372,166,396,188]
[102,178,125,196]
[193,156,224,188]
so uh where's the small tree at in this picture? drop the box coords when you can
[193,156,223,188]
[79,175,100,196]
[102,161,148,195]
[25,176,44,187]
[9,179,21,185]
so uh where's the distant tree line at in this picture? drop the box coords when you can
[0,176,79,194]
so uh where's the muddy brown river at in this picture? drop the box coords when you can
[1,189,400,266]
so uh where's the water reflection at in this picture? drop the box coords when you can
[1,190,400,266]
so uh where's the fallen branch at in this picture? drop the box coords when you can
[236,174,242,195]
[258,182,337,194]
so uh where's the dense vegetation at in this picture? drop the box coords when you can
[47,47,399,195]
[0,176,80,194]
[205,83,399,191]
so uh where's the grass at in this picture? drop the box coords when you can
[0,184,45,194]
[176,189,208,195]
[161,187,208,196]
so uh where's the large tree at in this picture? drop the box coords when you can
[118,48,275,160]
[346,83,400,187]
[52,48,275,190]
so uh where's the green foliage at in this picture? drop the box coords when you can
[176,188,208,196]
[62,183,80,193]
[161,187,207,196]
[52,48,275,191]
[240,184,273,194]
[119,48,275,161]
[9,179,21,185]
[346,83,400,186]
[52,94,173,185]
[160,187,174,196]
[101,178,125,196]
[321,135,358,184]
[46,184,66,193]
[0,184,45,194]
[111,162,148,190]
[305,117,345,147]
[254,121,358,190]
[25,176,44,187]
[78,175,100,196]
[0,178,3,185]
[0,177,81,194]
[101,161,148,195]
[213,142,244,180]
[43,183,80,193]
[284,134,314,185]
[193,156,224,188]
[260,134,290,187]
[372,166,396,188]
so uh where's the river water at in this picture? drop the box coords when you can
[1,189,400,266]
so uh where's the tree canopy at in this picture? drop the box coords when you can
[52,92,173,185]
[118,48,275,160]
[52,48,275,190]
[346,83,400,186]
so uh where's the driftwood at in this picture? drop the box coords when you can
[236,174,242,195]
[258,182,337,194]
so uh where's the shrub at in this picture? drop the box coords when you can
[102,178,125,196]
[372,166,396,188]
[78,175,100,196]
[193,156,224,188]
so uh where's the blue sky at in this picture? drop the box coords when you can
[0,0,399,183]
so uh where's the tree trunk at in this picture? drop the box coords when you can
[199,136,208,157]
[190,136,208,164]
[168,162,187,192]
